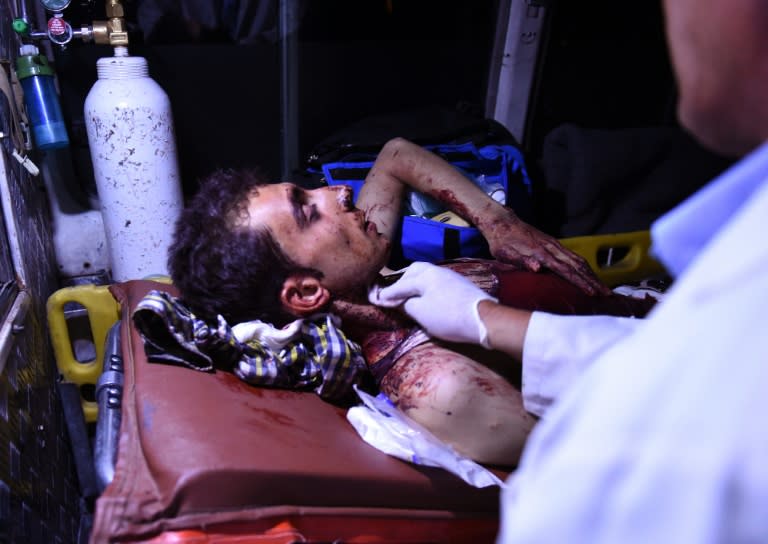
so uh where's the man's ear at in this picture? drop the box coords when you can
[280,273,331,316]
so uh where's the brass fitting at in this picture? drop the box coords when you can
[92,0,128,46]
[105,0,124,18]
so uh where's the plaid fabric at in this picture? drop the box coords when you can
[132,290,369,401]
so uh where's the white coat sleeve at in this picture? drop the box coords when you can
[521,312,644,417]
[498,164,768,544]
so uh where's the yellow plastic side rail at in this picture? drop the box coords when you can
[47,284,120,423]
[559,230,665,286]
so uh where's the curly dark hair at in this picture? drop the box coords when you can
[168,168,321,326]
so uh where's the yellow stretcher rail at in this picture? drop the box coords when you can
[47,284,120,423]
[559,230,665,286]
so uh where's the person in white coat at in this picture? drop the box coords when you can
[369,0,768,541]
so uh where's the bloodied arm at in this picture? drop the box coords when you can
[356,137,608,295]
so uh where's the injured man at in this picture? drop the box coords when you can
[164,137,654,466]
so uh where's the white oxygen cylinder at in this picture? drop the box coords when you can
[84,52,183,281]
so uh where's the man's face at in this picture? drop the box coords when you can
[243,183,391,295]
[662,0,767,155]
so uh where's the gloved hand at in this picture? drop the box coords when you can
[369,261,498,348]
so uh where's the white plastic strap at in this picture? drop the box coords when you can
[11,148,39,176]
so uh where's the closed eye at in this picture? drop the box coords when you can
[303,203,319,224]
[290,185,319,229]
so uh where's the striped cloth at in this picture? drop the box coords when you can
[132,290,369,402]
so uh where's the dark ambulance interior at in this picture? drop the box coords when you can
[0,1,734,542]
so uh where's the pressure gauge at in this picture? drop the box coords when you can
[47,16,73,45]
[39,0,71,12]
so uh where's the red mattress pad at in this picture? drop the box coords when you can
[90,280,506,542]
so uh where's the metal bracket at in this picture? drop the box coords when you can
[485,0,550,147]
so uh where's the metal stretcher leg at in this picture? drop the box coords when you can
[94,320,123,493]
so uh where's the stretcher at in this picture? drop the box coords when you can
[49,279,506,543]
[46,231,662,542]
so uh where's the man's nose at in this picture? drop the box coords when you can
[325,185,354,208]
